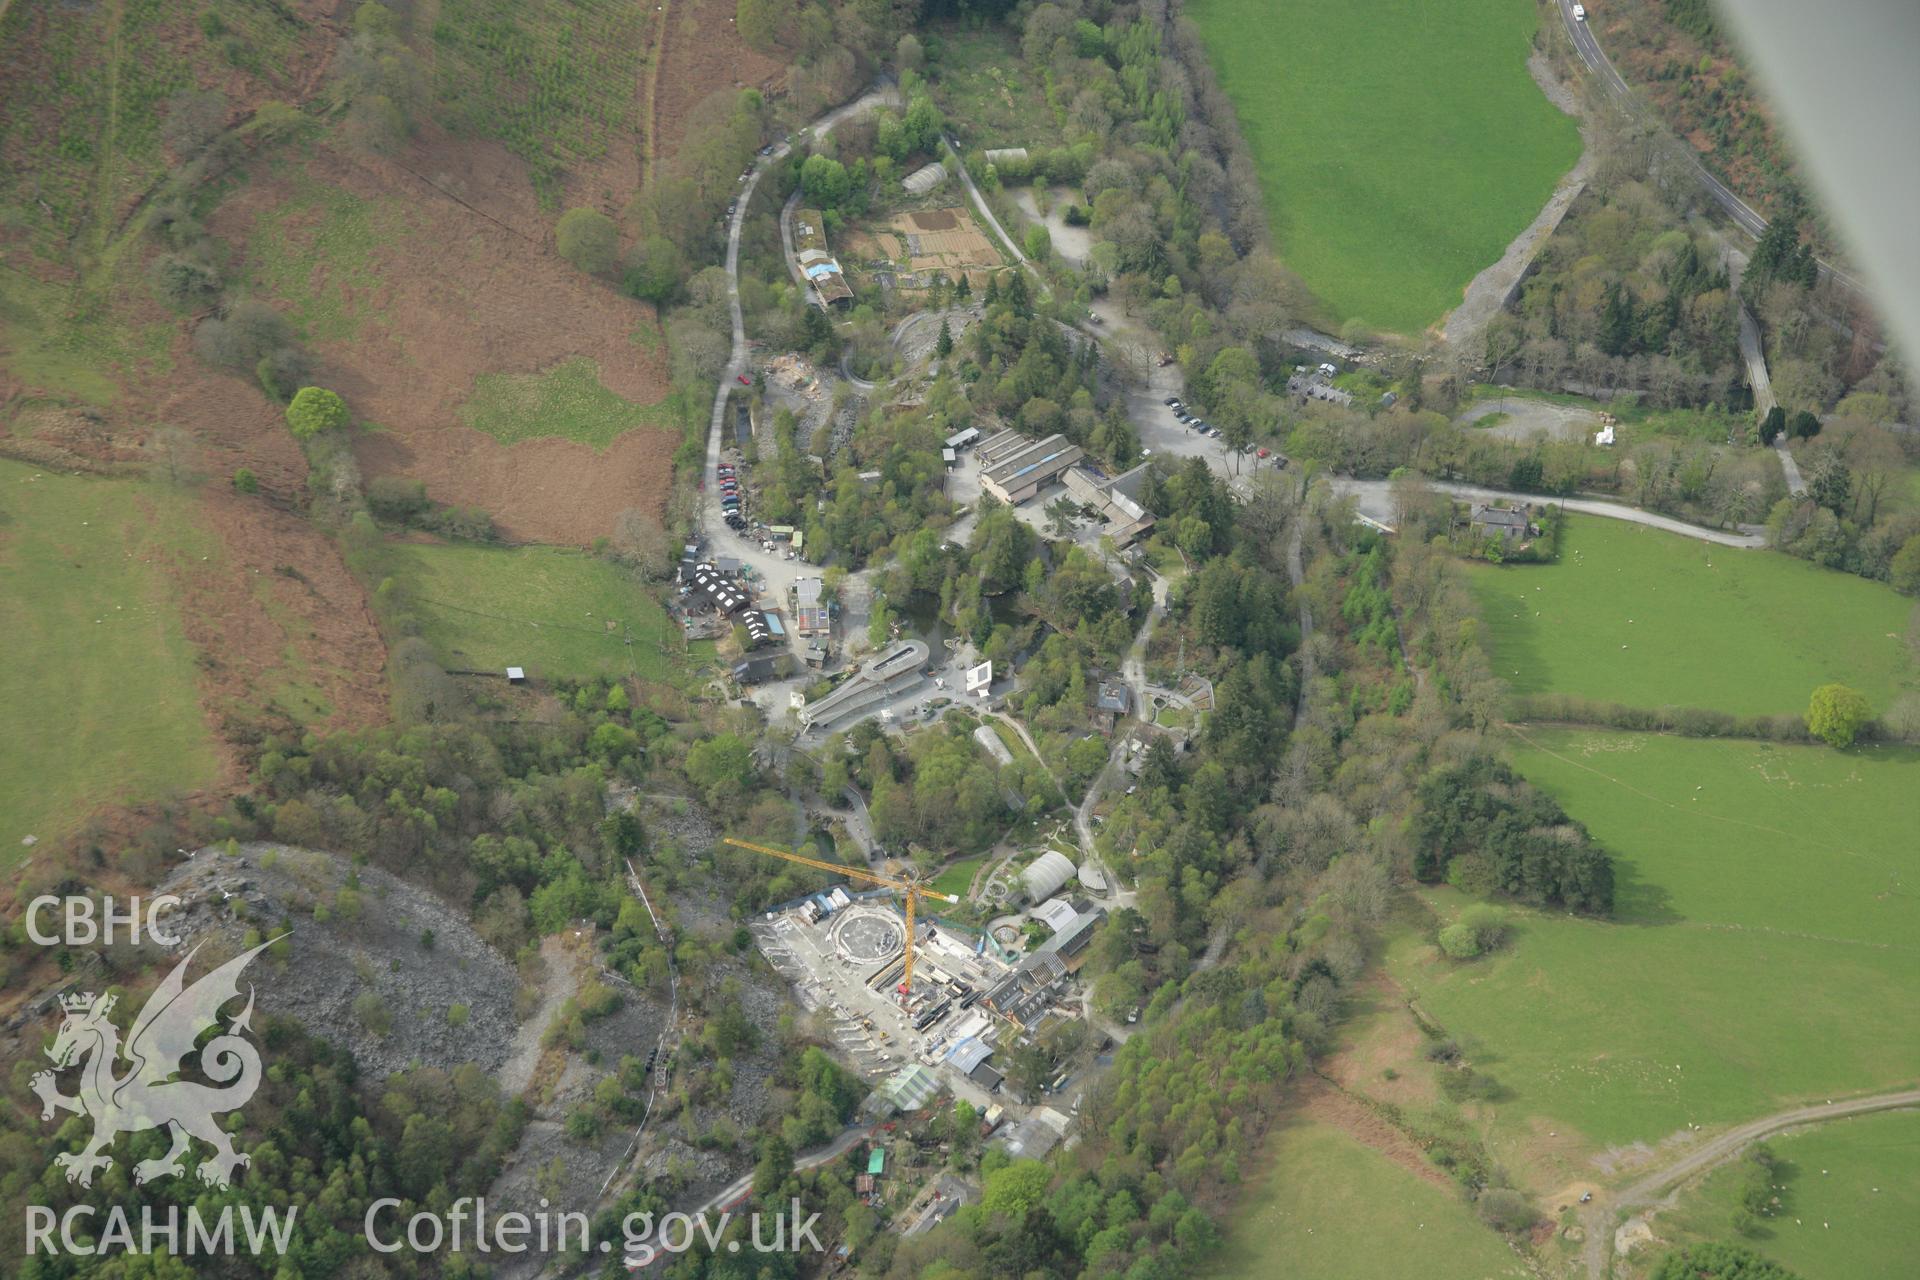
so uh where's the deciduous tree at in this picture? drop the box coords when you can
[556,208,618,275]
[1806,683,1871,747]
[286,386,348,439]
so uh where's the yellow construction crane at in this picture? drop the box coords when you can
[722,837,961,999]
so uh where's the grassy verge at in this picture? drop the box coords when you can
[1466,515,1917,718]
[1187,0,1579,334]
[0,461,221,854]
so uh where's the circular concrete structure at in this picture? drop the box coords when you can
[829,905,903,965]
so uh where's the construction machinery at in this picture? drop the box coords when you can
[721,837,961,999]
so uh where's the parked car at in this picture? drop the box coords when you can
[1163,396,1179,406]
[1256,447,1270,458]
[735,374,751,386]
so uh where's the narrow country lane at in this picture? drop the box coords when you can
[1577,1089,1920,1279]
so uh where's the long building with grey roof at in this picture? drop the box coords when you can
[979,432,1083,505]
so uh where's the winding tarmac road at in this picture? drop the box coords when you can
[1335,476,1766,548]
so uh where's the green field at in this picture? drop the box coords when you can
[459,357,673,448]
[1187,0,1579,334]
[931,855,987,900]
[1652,1110,1920,1280]
[1468,516,1917,718]
[398,541,677,680]
[1213,1117,1528,1280]
[1389,728,1919,1147]
[0,461,221,853]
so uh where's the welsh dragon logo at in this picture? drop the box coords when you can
[31,939,277,1189]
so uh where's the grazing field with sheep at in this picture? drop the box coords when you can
[1466,516,1917,719]
[1387,729,1919,1149]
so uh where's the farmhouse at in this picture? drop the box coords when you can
[1470,503,1533,546]
[979,431,1084,505]
[792,209,853,310]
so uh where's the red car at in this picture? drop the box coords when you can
[735,374,751,386]
[1256,447,1270,458]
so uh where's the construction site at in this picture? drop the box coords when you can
[737,836,1104,1133]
